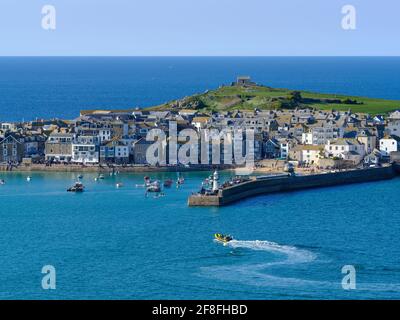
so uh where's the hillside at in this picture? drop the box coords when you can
[148,84,400,115]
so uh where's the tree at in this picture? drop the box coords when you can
[288,91,302,103]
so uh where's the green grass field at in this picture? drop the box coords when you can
[149,85,400,115]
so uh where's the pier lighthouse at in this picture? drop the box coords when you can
[212,170,219,192]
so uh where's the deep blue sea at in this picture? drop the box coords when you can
[1,57,400,299]
[1,57,400,121]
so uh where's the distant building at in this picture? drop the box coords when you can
[357,129,376,154]
[289,145,323,165]
[71,135,100,164]
[0,133,24,163]
[277,138,291,159]
[133,138,153,164]
[379,135,400,157]
[302,127,344,145]
[236,76,255,86]
[191,117,211,130]
[100,140,130,164]
[114,141,130,164]
[45,132,74,162]
[325,138,365,164]
[387,110,400,137]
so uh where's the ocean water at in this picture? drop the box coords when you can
[0,171,400,299]
[1,57,400,121]
[1,57,400,300]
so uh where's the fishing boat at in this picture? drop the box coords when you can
[77,174,83,179]
[116,182,123,188]
[163,179,173,187]
[214,233,233,243]
[98,174,105,180]
[67,182,85,192]
[0,179,5,185]
[26,176,31,182]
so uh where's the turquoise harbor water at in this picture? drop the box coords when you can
[1,171,400,299]
[1,57,400,299]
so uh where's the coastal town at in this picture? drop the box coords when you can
[1,77,400,173]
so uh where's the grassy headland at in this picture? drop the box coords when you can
[149,84,400,115]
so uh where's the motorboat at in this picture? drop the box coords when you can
[67,182,85,192]
[214,233,233,243]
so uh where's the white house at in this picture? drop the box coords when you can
[325,138,365,164]
[0,122,16,131]
[277,139,290,159]
[290,145,323,165]
[379,135,400,157]
[99,128,112,142]
[301,132,313,145]
[71,135,100,164]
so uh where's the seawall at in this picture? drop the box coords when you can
[188,165,398,206]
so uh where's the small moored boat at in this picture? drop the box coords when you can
[0,179,5,185]
[67,182,85,192]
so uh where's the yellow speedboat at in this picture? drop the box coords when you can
[214,233,233,243]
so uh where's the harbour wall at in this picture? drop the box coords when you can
[188,165,398,206]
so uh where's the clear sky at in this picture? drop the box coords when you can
[0,0,399,56]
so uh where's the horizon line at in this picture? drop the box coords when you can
[0,55,400,58]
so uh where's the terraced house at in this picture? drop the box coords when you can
[45,132,74,162]
[0,133,24,163]
[71,135,100,164]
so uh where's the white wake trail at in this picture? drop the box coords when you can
[225,240,316,265]
[200,239,321,288]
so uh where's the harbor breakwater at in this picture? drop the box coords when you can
[189,164,400,206]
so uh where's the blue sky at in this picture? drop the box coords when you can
[0,0,399,56]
